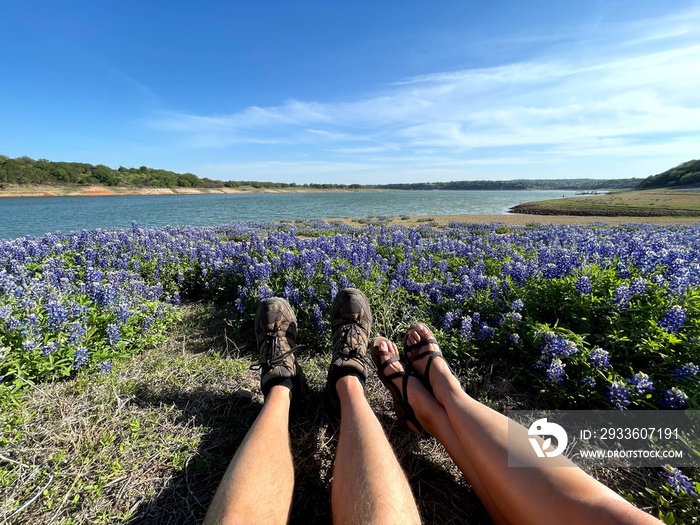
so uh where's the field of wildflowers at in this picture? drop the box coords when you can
[1,219,699,522]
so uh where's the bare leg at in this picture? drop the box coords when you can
[331,375,422,525]
[405,324,661,525]
[373,339,508,525]
[204,386,294,525]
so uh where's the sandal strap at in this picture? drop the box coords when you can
[401,372,423,434]
[376,353,400,372]
[405,337,439,353]
[410,347,443,363]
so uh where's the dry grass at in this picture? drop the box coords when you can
[510,189,700,218]
[0,302,657,524]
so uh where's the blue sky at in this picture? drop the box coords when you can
[2,1,699,184]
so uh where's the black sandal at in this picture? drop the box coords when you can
[403,323,450,395]
[371,337,423,435]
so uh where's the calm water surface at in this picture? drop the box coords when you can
[0,190,576,239]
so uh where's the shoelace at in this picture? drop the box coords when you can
[251,330,296,370]
[336,321,371,367]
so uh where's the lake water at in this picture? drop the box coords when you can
[0,190,576,239]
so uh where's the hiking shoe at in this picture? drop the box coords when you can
[254,297,305,398]
[326,288,373,413]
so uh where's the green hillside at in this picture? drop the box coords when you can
[637,159,700,189]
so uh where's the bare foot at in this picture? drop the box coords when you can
[371,337,423,435]
[403,323,444,378]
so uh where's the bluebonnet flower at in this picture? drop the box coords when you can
[5,316,22,331]
[99,361,114,374]
[672,363,700,381]
[662,467,699,498]
[511,299,524,312]
[67,321,87,345]
[540,333,578,359]
[575,276,591,294]
[106,324,120,345]
[627,372,654,395]
[459,316,472,339]
[509,333,520,345]
[616,262,631,279]
[507,312,523,323]
[442,310,461,330]
[659,387,689,409]
[629,277,647,296]
[658,305,687,334]
[607,381,631,410]
[256,285,274,300]
[234,298,245,313]
[476,324,495,341]
[472,312,481,326]
[545,358,566,386]
[41,342,58,356]
[115,302,131,324]
[588,348,610,369]
[73,347,89,369]
[582,376,596,389]
[0,305,12,320]
[312,303,326,333]
[613,284,631,309]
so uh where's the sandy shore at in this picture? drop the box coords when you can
[0,184,363,198]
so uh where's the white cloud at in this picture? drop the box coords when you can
[152,5,700,181]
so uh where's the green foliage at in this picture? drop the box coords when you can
[638,159,700,189]
[0,156,204,188]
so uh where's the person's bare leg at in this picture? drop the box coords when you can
[373,339,508,525]
[331,375,421,525]
[203,386,294,525]
[405,323,661,525]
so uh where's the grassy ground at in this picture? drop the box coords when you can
[0,302,490,524]
[1,301,661,525]
[510,189,700,217]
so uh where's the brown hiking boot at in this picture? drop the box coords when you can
[326,288,372,413]
[253,297,305,398]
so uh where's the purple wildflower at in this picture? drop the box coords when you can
[607,381,631,410]
[659,387,689,409]
[99,361,114,374]
[588,348,610,369]
[511,299,524,312]
[106,323,120,346]
[582,376,596,389]
[662,467,699,497]
[575,276,591,294]
[545,358,566,386]
[613,284,631,309]
[73,347,89,370]
[459,316,472,339]
[627,372,654,396]
[659,306,687,334]
[672,363,700,381]
[476,324,495,341]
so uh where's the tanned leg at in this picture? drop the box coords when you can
[203,386,294,525]
[331,375,422,525]
[405,323,661,525]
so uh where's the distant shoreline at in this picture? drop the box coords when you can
[0,184,371,198]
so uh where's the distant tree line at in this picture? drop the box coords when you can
[636,159,700,189]
[0,156,204,188]
[380,178,641,191]
[0,154,663,192]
